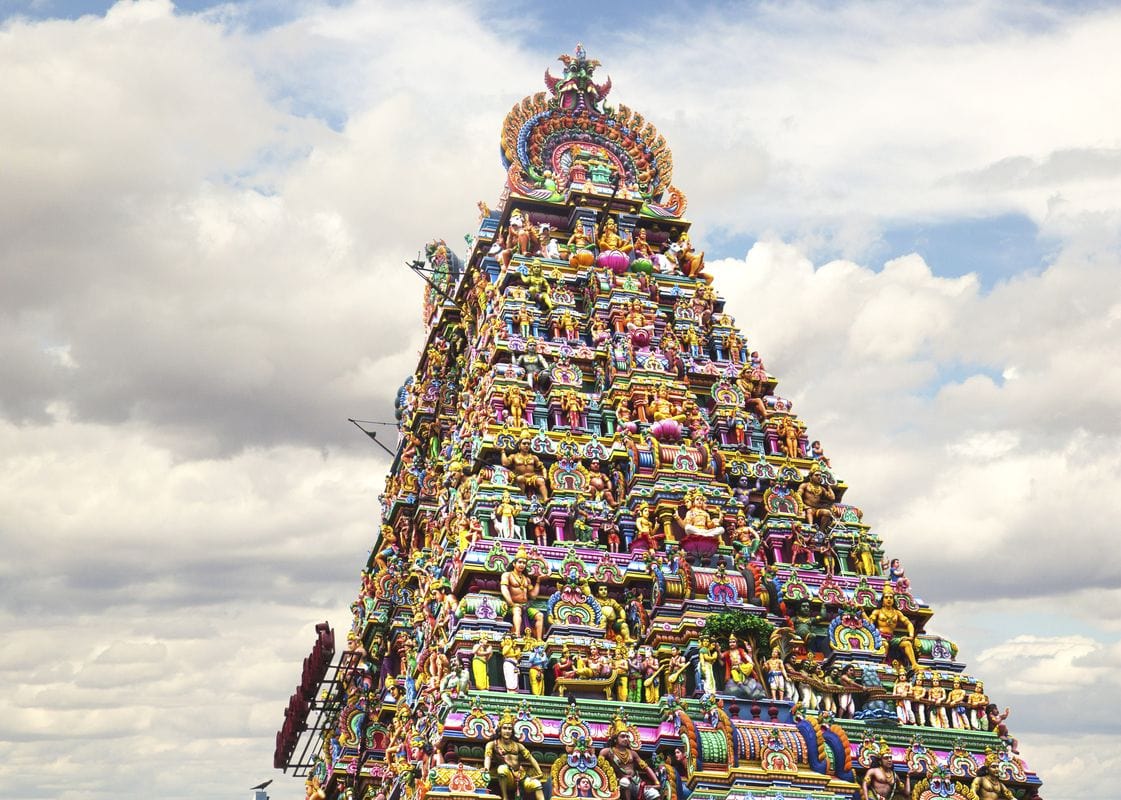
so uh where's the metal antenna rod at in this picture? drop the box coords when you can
[347,418,395,457]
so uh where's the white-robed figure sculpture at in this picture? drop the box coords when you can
[681,488,725,540]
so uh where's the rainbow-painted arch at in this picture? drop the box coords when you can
[501,94,674,199]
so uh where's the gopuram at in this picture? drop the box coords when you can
[276,47,1043,800]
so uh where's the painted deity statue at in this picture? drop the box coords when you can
[471,634,494,691]
[892,667,916,725]
[597,216,632,253]
[500,548,545,639]
[722,634,765,699]
[494,491,521,539]
[599,719,659,800]
[852,532,877,576]
[501,436,550,500]
[681,492,725,541]
[861,753,910,800]
[867,587,920,672]
[500,634,522,692]
[596,584,633,642]
[698,636,719,695]
[762,651,789,700]
[798,467,837,530]
[504,384,530,427]
[776,416,801,459]
[484,711,545,800]
[567,225,595,268]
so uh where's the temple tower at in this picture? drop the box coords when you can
[276,46,1042,800]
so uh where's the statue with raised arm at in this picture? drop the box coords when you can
[500,546,545,639]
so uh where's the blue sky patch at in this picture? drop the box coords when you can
[879,213,1057,290]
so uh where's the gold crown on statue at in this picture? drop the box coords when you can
[608,709,633,739]
[499,708,517,727]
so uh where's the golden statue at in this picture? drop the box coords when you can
[484,709,544,800]
[867,587,920,672]
[502,435,550,500]
[595,584,633,642]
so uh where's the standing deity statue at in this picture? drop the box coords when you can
[500,634,523,692]
[471,634,494,691]
[494,491,521,539]
[500,547,545,639]
[968,680,989,730]
[927,673,949,728]
[948,676,970,729]
[561,389,586,431]
[696,636,719,696]
[526,641,548,696]
[852,533,878,576]
[892,667,916,725]
[762,651,790,701]
[776,416,801,459]
[504,384,530,427]
[664,650,689,699]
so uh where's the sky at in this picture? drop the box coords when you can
[1,1,1120,798]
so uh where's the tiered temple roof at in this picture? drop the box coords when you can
[276,46,1042,800]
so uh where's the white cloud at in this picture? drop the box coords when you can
[976,635,1116,694]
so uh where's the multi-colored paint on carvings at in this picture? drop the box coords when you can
[278,46,1042,800]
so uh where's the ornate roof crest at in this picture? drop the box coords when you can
[544,43,612,112]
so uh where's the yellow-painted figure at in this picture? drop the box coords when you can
[471,634,493,691]
[948,676,970,729]
[867,587,921,672]
[597,216,632,253]
[698,636,720,695]
[776,416,800,459]
[484,711,545,800]
[969,681,990,730]
[505,385,529,428]
[614,647,630,701]
[852,533,877,576]
[596,585,632,642]
[501,436,550,500]
[928,673,949,728]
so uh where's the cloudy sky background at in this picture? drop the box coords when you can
[1,0,1119,797]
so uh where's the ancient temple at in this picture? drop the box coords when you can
[275,47,1043,800]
